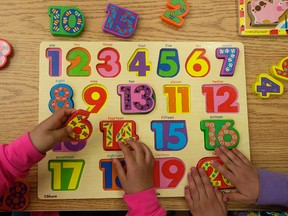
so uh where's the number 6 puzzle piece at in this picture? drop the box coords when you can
[0,178,30,211]
[65,109,93,140]
[0,39,12,69]
[197,157,234,189]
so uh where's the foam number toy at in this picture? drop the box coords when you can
[103,4,139,38]
[161,0,189,28]
[270,56,288,81]
[197,157,234,189]
[252,73,284,98]
[48,6,85,37]
[49,83,74,113]
[0,39,12,69]
[65,109,93,140]
[216,48,239,76]
[0,178,30,211]
[201,120,240,150]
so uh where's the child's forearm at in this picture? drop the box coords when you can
[256,168,288,206]
[124,187,166,216]
[0,133,45,195]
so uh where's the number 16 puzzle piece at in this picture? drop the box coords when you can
[65,109,93,140]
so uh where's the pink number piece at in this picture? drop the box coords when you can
[0,39,12,68]
[96,47,121,77]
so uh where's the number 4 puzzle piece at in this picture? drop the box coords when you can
[252,73,284,98]
[161,0,189,28]
[65,109,93,140]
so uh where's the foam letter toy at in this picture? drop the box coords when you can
[65,109,93,140]
[103,4,139,38]
[270,56,288,81]
[0,39,12,69]
[48,6,85,36]
[161,0,189,28]
[252,73,284,98]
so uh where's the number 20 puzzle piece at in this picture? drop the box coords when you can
[0,39,12,69]
[65,109,93,140]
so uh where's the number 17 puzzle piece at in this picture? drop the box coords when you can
[0,39,12,69]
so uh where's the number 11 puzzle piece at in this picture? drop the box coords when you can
[65,109,93,140]
[0,39,12,69]
[161,0,189,28]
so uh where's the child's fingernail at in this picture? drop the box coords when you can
[67,126,73,133]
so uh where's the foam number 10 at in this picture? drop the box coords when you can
[164,84,190,113]
[151,120,188,151]
[185,49,210,77]
[200,120,239,150]
[197,157,234,189]
[48,6,85,37]
[100,120,139,150]
[48,160,85,191]
[154,158,185,188]
[202,84,239,113]
[118,84,155,114]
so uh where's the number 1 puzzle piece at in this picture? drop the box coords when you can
[161,0,189,28]
[270,56,288,81]
[0,178,30,211]
[0,39,12,69]
[65,109,93,140]
[252,73,284,98]
[103,4,139,38]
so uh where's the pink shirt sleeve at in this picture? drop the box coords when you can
[0,132,45,196]
[124,187,166,216]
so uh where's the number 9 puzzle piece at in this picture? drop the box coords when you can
[197,157,234,189]
[0,39,12,69]
[0,178,30,211]
[65,109,93,140]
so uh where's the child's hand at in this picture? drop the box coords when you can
[211,146,260,204]
[113,140,154,194]
[185,167,227,216]
[30,108,76,154]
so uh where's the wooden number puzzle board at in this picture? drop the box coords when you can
[38,41,250,199]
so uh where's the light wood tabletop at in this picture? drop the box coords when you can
[1,0,288,212]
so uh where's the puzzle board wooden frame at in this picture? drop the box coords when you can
[38,41,250,199]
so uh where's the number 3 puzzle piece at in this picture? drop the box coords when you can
[65,109,93,140]
[0,178,30,211]
[0,39,12,69]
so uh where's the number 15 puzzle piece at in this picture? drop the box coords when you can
[65,109,93,140]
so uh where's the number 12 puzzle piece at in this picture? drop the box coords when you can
[161,0,189,28]
[0,178,30,211]
[0,39,12,69]
[65,109,93,140]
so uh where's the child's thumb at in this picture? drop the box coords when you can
[52,126,73,143]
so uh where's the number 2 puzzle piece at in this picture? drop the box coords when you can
[103,4,139,38]
[252,73,284,98]
[48,6,85,37]
[0,39,12,69]
[65,109,93,140]
[0,178,30,211]
[270,56,288,81]
[161,0,189,28]
[197,157,234,189]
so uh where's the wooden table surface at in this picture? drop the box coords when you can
[1,0,288,212]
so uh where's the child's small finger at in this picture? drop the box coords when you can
[191,167,206,199]
[184,186,194,209]
[214,187,226,210]
[187,170,199,201]
[231,148,251,165]
[126,140,145,163]
[211,160,234,183]
[113,158,127,184]
[199,168,214,197]
[118,141,135,165]
[214,147,238,173]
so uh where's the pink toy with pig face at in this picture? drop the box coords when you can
[248,0,288,25]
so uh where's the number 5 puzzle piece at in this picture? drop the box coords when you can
[197,157,234,189]
[252,73,284,98]
[0,39,12,69]
[161,0,189,28]
[65,109,93,140]
[0,178,30,211]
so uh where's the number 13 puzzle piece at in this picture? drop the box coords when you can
[65,109,93,140]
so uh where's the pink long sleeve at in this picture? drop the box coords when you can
[0,132,45,196]
[124,188,166,216]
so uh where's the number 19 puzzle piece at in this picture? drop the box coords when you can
[0,39,12,69]
[65,109,93,140]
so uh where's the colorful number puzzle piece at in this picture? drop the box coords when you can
[0,178,30,211]
[270,56,288,81]
[252,73,284,98]
[201,120,240,150]
[161,0,189,28]
[247,0,288,26]
[197,157,234,189]
[103,4,139,38]
[65,109,93,140]
[216,47,239,76]
[48,6,85,37]
[0,39,12,69]
[49,83,74,113]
